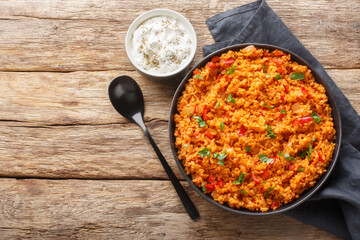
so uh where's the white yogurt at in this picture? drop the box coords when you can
[130,16,193,74]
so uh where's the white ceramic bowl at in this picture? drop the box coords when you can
[125,9,197,81]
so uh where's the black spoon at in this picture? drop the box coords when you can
[108,75,199,220]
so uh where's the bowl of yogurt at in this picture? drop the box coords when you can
[125,9,197,81]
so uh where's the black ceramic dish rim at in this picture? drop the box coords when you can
[168,43,342,216]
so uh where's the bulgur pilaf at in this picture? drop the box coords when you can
[174,45,336,212]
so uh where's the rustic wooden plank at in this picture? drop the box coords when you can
[0,0,358,71]
[0,178,340,239]
[0,69,359,126]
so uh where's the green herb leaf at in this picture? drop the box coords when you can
[193,116,207,128]
[239,190,247,194]
[263,103,276,109]
[265,125,276,138]
[220,122,224,132]
[217,151,227,161]
[226,94,236,104]
[202,182,207,192]
[312,138,315,142]
[279,151,283,156]
[274,73,282,80]
[284,153,296,161]
[198,147,210,158]
[264,187,274,199]
[233,172,245,185]
[245,146,251,152]
[258,154,273,165]
[226,64,236,75]
[265,74,270,78]
[183,144,188,148]
[215,102,220,108]
[194,75,203,79]
[298,150,308,159]
[298,167,305,172]
[280,109,286,114]
[213,152,219,158]
[217,159,224,166]
[262,65,266,72]
[290,72,305,80]
[262,180,266,184]
[308,143,312,160]
[310,112,322,124]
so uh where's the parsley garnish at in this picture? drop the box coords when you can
[226,64,236,75]
[226,94,236,103]
[262,65,266,72]
[264,187,274,199]
[194,75,203,79]
[214,151,227,165]
[312,138,315,142]
[193,116,207,127]
[265,125,276,138]
[258,154,273,165]
[263,103,275,109]
[198,147,210,158]
[202,182,207,192]
[274,73,282,80]
[310,112,322,124]
[239,190,247,194]
[265,74,270,78]
[215,102,220,108]
[245,146,251,152]
[220,122,224,131]
[279,151,283,156]
[280,109,286,114]
[284,153,296,161]
[308,143,312,160]
[183,144,188,148]
[298,167,305,172]
[290,72,305,80]
[298,150,308,159]
[233,172,245,185]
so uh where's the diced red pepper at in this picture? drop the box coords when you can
[288,164,296,171]
[269,157,277,166]
[295,116,313,125]
[318,151,324,162]
[275,107,280,112]
[217,180,223,188]
[223,58,235,65]
[301,87,309,96]
[272,58,284,66]
[202,105,208,121]
[238,125,247,136]
[260,170,270,179]
[270,201,279,209]
[204,130,214,140]
[207,174,216,184]
[279,113,285,120]
[211,56,220,63]
[205,184,215,192]
[208,62,219,68]
[252,173,262,184]
[283,84,289,93]
[193,69,199,76]
[277,67,284,73]
[280,95,285,101]
[259,112,264,117]
[273,49,286,56]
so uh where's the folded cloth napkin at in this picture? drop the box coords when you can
[203,1,360,239]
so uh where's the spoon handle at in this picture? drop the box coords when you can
[140,125,199,220]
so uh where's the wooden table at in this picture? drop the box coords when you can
[0,0,359,239]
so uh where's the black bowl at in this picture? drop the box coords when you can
[169,43,342,215]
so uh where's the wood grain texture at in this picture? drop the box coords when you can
[0,178,340,239]
[0,0,359,71]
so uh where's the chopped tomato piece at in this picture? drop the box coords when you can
[296,116,313,125]
[202,105,208,121]
[280,95,285,101]
[301,87,309,96]
[204,130,214,139]
[207,174,216,184]
[277,67,284,73]
[318,151,324,162]
[288,164,296,171]
[238,125,247,136]
[275,107,280,112]
[270,201,279,209]
[283,84,289,93]
[223,58,235,65]
[279,113,285,120]
[211,56,220,63]
[252,173,262,184]
[193,69,200,75]
[272,58,284,66]
[217,180,223,188]
[273,49,286,56]
[208,62,219,68]
[205,184,215,192]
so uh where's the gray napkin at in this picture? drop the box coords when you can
[203,1,360,239]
